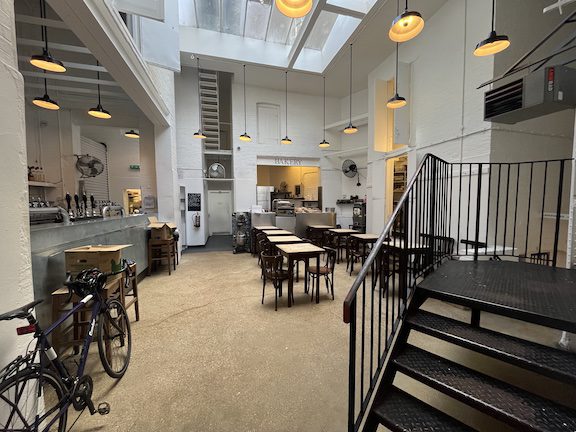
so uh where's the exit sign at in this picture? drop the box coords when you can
[129,164,140,170]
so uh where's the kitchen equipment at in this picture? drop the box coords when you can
[29,207,70,225]
[273,199,295,216]
[353,202,366,233]
[232,212,251,254]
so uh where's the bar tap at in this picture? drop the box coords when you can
[74,193,81,218]
[82,193,89,217]
[65,192,74,220]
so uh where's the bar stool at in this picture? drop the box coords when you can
[148,237,176,275]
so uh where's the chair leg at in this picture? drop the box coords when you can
[274,281,278,311]
[325,275,330,294]
[262,276,266,305]
[296,261,299,282]
[330,274,335,300]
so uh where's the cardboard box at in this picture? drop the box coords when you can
[65,245,131,277]
[148,220,177,241]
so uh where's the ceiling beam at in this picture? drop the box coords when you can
[17,37,91,54]
[18,56,106,72]
[22,71,120,87]
[287,0,327,69]
[15,14,68,29]
[323,3,366,19]
[24,82,128,99]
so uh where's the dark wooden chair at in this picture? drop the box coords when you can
[347,237,370,275]
[307,247,337,301]
[261,254,291,311]
[530,251,550,266]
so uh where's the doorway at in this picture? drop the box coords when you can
[208,190,232,235]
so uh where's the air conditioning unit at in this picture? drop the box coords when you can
[484,65,576,124]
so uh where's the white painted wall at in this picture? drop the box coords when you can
[367,0,494,233]
[0,0,34,372]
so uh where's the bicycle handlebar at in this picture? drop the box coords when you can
[63,259,133,300]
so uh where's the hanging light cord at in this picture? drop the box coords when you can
[39,0,48,52]
[43,76,48,94]
[285,71,288,136]
[404,0,408,11]
[95,60,101,105]
[197,57,202,129]
[491,0,496,31]
[323,76,326,141]
[349,44,353,123]
[395,43,399,93]
[243,64,247,132]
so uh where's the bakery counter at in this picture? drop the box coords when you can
[30,214,149,327]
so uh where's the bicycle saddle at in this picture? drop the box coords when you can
[0,299,43,321]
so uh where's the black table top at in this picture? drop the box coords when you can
[418,260,576,332]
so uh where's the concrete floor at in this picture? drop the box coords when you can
[71,251,572,432]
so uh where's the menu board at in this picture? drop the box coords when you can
[188,193,201,211]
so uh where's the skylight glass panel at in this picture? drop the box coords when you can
[222,0,246,36]
[196,0,220,32]
[304,11,337,50]
[266,4,293,44]
[244,0,271,40]
[285,17,305,46]
[178,0,197,27]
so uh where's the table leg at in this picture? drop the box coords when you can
[288,257,294,307]
[315,254,320,304]
[304,258,308,294]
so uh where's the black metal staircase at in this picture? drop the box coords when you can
[342,154,575,432]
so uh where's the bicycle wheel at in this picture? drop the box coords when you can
[97,299,132,378]
[0,367,67,431]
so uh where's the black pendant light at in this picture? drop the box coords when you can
[33,74,59,110]
[281,71,292,145]
[124,130,140,139]
[387,42,407,109]
[319,76,330,149]
[474,0,510,57]
[30,0,66,73]
[343,44,358,135]
[389,0,424,43]
[239,64,252,142]
[88,61,111,119]
[194,56,206,139]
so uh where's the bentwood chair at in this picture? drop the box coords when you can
[261,254,291,311]
[307,247,337,301]
[346,236,370,275]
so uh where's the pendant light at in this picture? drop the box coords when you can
[474,0,510,57]
[387,43,407,109]
[389,0,424,43]
[30,0,66,73]
[194,56,206,139]
[319,76,330,149]
[275,0,313,18]
[239,64,252,142]
[124,130,140,139]
[88,61,111,119]
[33,75,60,110]
[281,71,292,145]
[343,44,358,135]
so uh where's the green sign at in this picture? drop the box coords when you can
[129,164,140,170]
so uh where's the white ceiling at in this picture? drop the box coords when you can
[180,0,448,97]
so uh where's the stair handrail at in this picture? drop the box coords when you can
[343,153,447,324]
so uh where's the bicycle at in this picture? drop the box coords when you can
[0,260,133,431]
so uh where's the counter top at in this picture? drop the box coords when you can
[30,214,147,232]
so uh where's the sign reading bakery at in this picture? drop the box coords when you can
[257,156,320,167]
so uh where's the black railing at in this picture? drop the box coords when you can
[342,153,571,432]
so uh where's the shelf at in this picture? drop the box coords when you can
[204,149,232,157]
[324,113,368,132]
[29,181,57,188]
[203,178,234,182]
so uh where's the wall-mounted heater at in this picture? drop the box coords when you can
[484,65,576,124]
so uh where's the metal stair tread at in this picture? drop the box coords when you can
[393,345,576,432]
[407,310,576,385]
[372,386,476,432]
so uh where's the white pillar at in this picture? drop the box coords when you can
[0,0,35,367]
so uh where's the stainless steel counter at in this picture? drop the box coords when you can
[30,214,149,328]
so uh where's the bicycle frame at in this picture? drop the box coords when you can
[30,292,103,432]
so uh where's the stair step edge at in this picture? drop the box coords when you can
[407,310,576,385]
[393,345,576,432]
[372,386,476,432]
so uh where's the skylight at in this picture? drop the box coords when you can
[178,0,372,72]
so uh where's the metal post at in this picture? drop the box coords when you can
[553,160,565,267]
[474,163,483,260]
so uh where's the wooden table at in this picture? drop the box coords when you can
[251,226,280,255]
[263,229,292,236]
[308,224,334,230]
[351,233,379,263]
[328,228,359,262]
[253,225,279,230]
[277,243,325,306]
[267,235,303,244]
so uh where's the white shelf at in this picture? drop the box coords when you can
[203,178,234,182]
[324,113,368,132]
[204,149,232,156]
[322,146,368,158]
[29,181,57,188]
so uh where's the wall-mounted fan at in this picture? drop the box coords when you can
[208,162,226,179]
[75,154,104,178]
[342,159,358,178]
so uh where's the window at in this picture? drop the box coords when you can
[257,103,280,146]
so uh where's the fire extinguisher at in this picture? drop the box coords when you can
[193,212,201,228]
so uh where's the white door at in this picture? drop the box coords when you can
[208,191,232,235]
